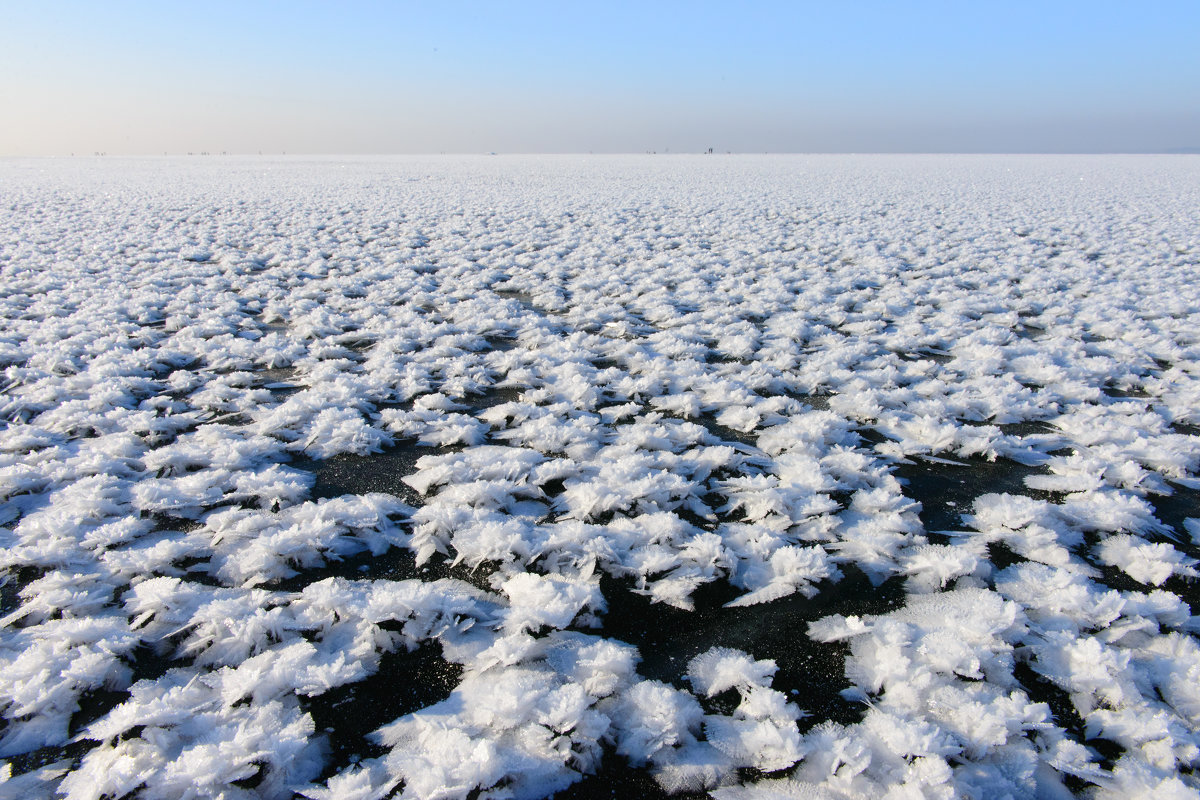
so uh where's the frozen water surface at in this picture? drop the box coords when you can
[1,154,1200,799]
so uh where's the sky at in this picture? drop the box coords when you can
[2,1,1197,155]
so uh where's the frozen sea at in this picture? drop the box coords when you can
[1,154,1199,799]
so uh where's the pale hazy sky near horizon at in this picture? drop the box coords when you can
[2,1,1198,156]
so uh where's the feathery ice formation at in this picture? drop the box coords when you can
[1,155,1199,799]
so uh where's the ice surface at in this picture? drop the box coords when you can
[1,154,1199,797]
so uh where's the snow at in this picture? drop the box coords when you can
[1,154,1199,797]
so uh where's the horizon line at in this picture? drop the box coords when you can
[4,150,1199,158]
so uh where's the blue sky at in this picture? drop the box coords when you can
[2,1,1197,154]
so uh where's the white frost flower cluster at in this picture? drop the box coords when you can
[2,155,1200,797]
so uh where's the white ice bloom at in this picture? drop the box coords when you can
[804,587,1048,783]
[920,684,1051,759]
[1,570,114,627]
[1042,736,1111,783]
[289,407,393,458]
[1056,488,1170,536]
[1140,633,1200,726]
[994,562,1125,633]
[413,392,466,412]
[500,572,604,632]
[756,411,858,458]
[609,414,710,453]
[0,759,71,800]
[807,614,872,642]
[704,714,805,772]
[381,408,488,447]
[737,684,804,725]
[1098,534,1198,586]
[650,392,702,418]
[874,413,959,457]
[892,588,1023,648]
[403,446,545,495]
[131,469,231,517]
[1093,755,1200,800]
[1000,521,1081,568]
[1087,704,1200,771]
[435,481,542,519]
[212,638,372,703]
[1029,632,1134,707]
[773,451,840,493]
[554,450,693,521]
[717,405,763,434]
[1120,590,1194,631]
[381,725,507,800]
[726,545,838,607]
[898,543,982,593]
[3,474,134,570]
[825,484,924,583]
[858,708,961,760]
[608,679,707,766]
[718,473,840,530]
[950,740,1048,799]
[0,615,137,756]
[6,155,1200,798]
[966,493,1053,534]
[682,649,807,773]
[493,410,604,458]
[373,632,629,799]
[952,423,1004,461]
[67,675,323,800]
[688,647,779,697]
[297,763,398,800]
[229,463,314,509]
[1027,447,1178,495]
[178,595,300,668]
[199,493,410,586]
[789,721,876,793]
[544,633,639,698]
[122,575,223,633]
